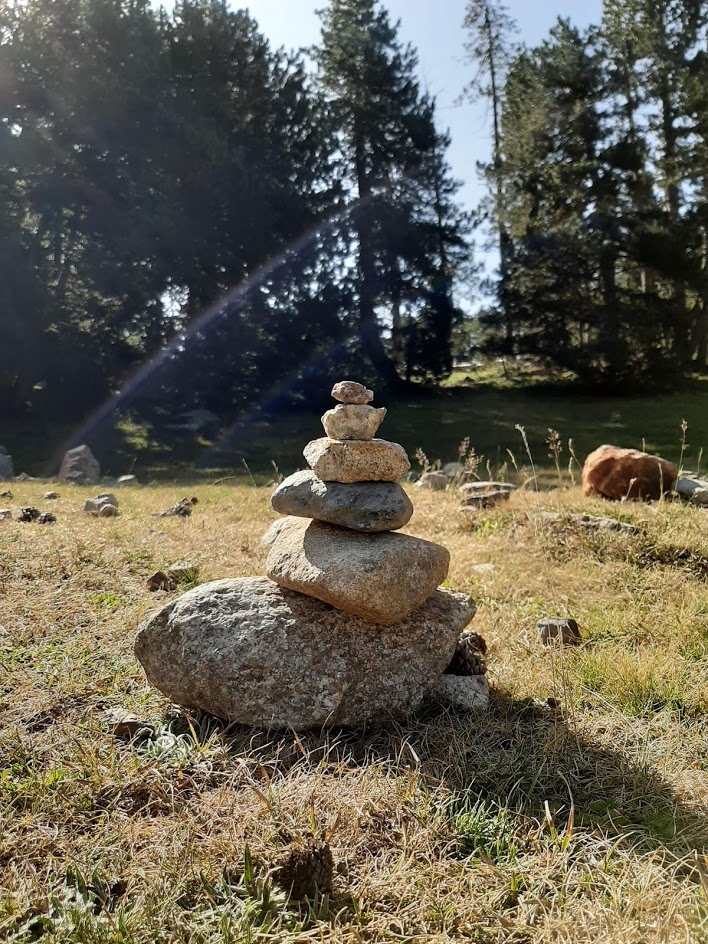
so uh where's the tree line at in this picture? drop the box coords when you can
[1,0,706,431]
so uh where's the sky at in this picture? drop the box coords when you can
[244,0,605,272]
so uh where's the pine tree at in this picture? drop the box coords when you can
[315,0,467,387]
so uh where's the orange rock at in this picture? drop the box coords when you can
[582,444,677,501]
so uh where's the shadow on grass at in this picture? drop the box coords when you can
[166,687,707,866]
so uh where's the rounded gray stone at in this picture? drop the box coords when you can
[271,470,413,532]
[134,576,476,729]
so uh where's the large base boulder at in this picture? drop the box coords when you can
[134,577,476,729]
[266,518,449,624]
[582,444,677,501]
[59,445,100,484]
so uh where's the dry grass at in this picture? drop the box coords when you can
[1,480,707,943]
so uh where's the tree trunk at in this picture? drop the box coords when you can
[353,133,404,389]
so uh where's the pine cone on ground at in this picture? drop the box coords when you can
[445,630,488,676]
[273,838,334,899]
[18,507,40,522]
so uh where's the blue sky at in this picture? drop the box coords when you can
[245,1,604,273]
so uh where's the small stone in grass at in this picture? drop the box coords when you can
[166,562,200,582]
[98,503,119,517]
[0,490,14,499]
[536,617,582,646]
[0,509,12,520]
[44,491,59,500]
[102,708,154,740]
[36,512,56,524]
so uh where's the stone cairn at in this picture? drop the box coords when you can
[135,380,487,729]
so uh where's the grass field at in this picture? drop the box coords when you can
[5,373,708,482]
[1,478,707,942]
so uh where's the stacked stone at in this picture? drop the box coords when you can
[134,380,487,729]
[267,381,450,625]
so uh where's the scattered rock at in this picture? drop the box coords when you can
[582,444,677,501]
[84,493,119,517]
[536,617,582,646]
[14,473,35,482]
[260,517,292,547]
[102,707,154,740]
[0,490,13,499]
[0,454,14,480]
[303,438,410,484]
[166,562,200,582]
[157,497,198,518]
[321,404,387,441]
[17,507,40,522]
[434,675,489,712]
[0,509,12,520]
[134,577,475,728]
[43,491,59,500]
[147,571,177,592]
[674,475,708,506]
[36,512,56,524]
[117,475,139,486]
[442,462,465,477]
[460,481,516,495]
[535,512,640,534]
[266,518,450,625]
[331,380,374,405]
[271,470,413,532]
[417,471,448,491]
[59,444,101,485]
[460,489,511,509]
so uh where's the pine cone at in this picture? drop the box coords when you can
[18,507,40,522]
[273,838,334,899]
[445,630,488,676]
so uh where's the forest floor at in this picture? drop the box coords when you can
[1,479,707,943]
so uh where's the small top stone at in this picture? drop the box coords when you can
[331,380,373,405]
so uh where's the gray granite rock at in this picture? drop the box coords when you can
[321,404,387,441]
[0,454,14,481]
[460,481,517,495]
[417,471,448,491]
[271,470,413,532]
[59,445,100,484]
[134,576,476,729]
[434,675,489,711]
[260,517,293,547]
[266,517,449,624]
[304,438,410,484]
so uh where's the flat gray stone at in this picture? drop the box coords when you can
[266,517,449,624]
[417,472,448,491]
[460,481,516,495]
[134,577,476,729]
[304,438,410,483]
[271,470,413,532]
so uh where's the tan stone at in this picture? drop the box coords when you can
[331,380,373,404]
[303,438,410,483]
[321,404,386,441]
[582,444,677,501]
[266,518,449,624]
